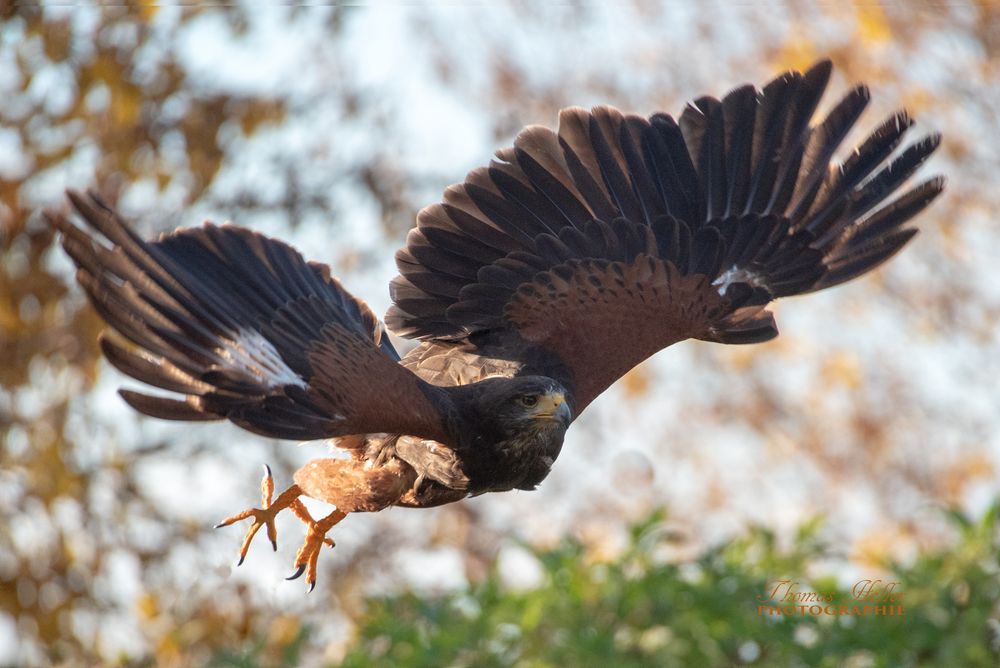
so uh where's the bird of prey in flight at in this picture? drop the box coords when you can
[48,60,942,590]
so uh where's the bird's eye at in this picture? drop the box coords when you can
[518,395,539,408]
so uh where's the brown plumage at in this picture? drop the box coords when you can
[49,60,943,588]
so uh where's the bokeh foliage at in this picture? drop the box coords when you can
[1,4,291,664]
[214,506,1000,668]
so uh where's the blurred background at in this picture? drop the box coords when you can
[1,2,999,666]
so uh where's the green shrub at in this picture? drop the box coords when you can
[337,504,1000,668]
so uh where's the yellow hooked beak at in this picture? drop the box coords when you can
[534,392,572,425]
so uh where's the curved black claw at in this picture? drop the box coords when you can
[307,580,316,594]
[236,554,246,567]
[263,463,272,478]
[213,522,225,529]
[286,564,306,581]
[270,538,278,552]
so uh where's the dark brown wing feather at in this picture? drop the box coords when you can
[504,255,733,412]
[50,190,452,443]
[386,60,943,413]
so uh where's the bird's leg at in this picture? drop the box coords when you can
[214,464,302,566]
[215,465,347,590]
[285,501,346,592]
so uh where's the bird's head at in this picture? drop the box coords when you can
[499,375,573,433]
[459,375,573,440]
[441,376,573,493]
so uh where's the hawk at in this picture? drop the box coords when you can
[48,60,942,589]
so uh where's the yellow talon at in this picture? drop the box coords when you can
[215,465,344,590]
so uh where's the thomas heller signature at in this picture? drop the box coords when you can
[757,579,905,617]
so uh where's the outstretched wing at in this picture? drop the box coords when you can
[50,190,453,443]
[386,60,943,414]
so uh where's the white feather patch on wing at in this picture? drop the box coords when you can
[220,328,308,388]
[712,265,765,294]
